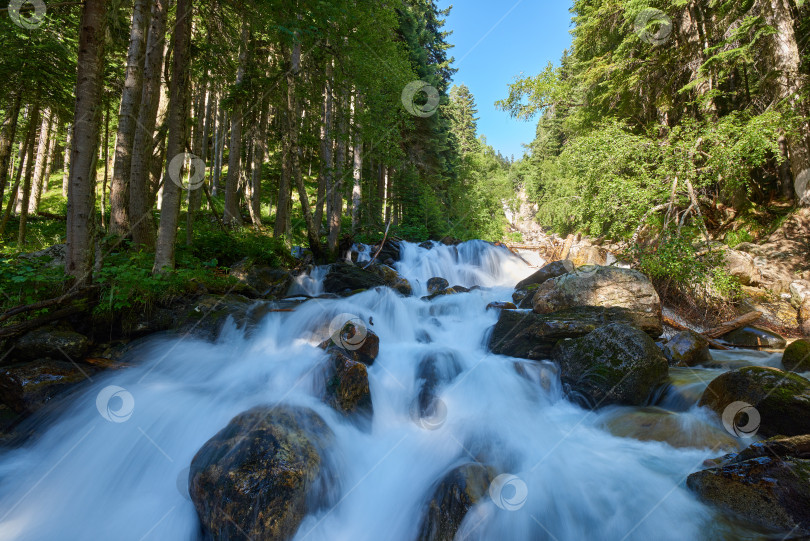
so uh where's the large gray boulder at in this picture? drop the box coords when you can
[531,266,662,337]
[514,259,574,290]
[551,323,669,408]
[0,360,91,413]
[189,406,334,540]
[15,328,89,362]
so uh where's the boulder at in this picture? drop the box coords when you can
[366,264,412,296]
[414,351,462,420]
[416,463,495,541]
[319,319,379,366]
[173,294,254,340]
[721,325,787,349]
[661,330,711,367]
[723,249,763,286]
[531,266,662,337]
[698,366,810,438]
[189,406,334,540]
[551,323,669,408]
[489,306,661,361]
[602,407,738,451]
[485,302,516,311]
[15,328,89,362]
[323,349,372,415]
[514,260,574,290]
[802,300,810,338]
[0,360,90,413]
[229,260,294,299]
[323,263,387,294]
[512,284,540,308]
[427,277,450,295]
[784,340,810,372]
[687,436,810,535]
[376,240,402,263]
[570,245,608,268]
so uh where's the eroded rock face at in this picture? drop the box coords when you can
[15,328,89,362]
[698,366,810,438]
[723,249,763,287]
[416,463,495,541]
[489,307,661,361]
[551,323,669,408]
[721,326,787,349]
[514,260,574,290]
[784,339,810,372]
[662,330,711,367]
[189,406,334,541]
[531,266,662,337]
[688,436,810,535]
[0,360,90,413]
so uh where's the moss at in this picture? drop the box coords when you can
[784,340,810,372]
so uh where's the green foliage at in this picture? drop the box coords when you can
[724,229,754,248]
[186,223,293,268]
[0,255,66,310]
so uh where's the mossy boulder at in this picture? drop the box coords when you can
[319,320,380,366]
[721,325,787,349]
[366,263,412,295]
[512,283,541,308]
[661,330,711,367]
[489,307,663,361]
[15,328,89,362]
[687,436,810,535]
[173,293,254,340]
[189,405,334,540]
[784,340,810,372]
[229,260,294,299]
[416,463,495,541]
[323,263,387,294]
[551,323,669,408]
[427,277,450,295]
[0,360,92,413]
[602,407,738,451]
[323,350,372,416]
[485,301,517,311]
[531,266,663,337]
[698,366,810,438]
[514,259,574,290]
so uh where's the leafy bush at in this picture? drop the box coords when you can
[186,224,293,268]
[0,255,67,310]
[724,229,754,248]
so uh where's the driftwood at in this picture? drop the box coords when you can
[704,311,762,339]
[363,216,392,269]
[663,315,730,350]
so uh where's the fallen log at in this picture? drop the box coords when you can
[663,315,730,350]
[704,311,762,339]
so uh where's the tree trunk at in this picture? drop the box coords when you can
[66,0,107,283]
[129,0,167,248]
[110,0,150,237]
[0,108,38,240]
[28,109,51,214]
[186,77,208,244]
[153,0,192,273]
[316,60,333,233]
[62,124,71,197]
[101,105,110,230]
[12,104,41,246]
[224,23,248,226]
[248,98,268,228]
[351,93,362,232]
[385,165,393,225]
[0,93,22,205]
[213,98,225,196]
[327,90,347,259]
[42,122,58,196]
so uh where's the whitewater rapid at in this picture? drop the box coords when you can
[0,241,758,540]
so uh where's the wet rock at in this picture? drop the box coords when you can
[551,323,669,408]
[319,319,380,366]
[486,302,516,311]
[489,306,662,361]
[427,277,450,295]
[687,438,810,535]
[721,325,787,349]
[416,463,495,541]
[602,407,738,451]
[512,284,540,308]
[414,351,463,418]
[15,328,89,362]
[784,340,810,372]
[323,349,372,415]
[366,264,412,295]
[377,240,402,263]
[0,360,90,413]
[802,301,810,338]
[420,241,434,250]
[662,330,711,367]
[323,263,387,294]
[698,366,810,438]
[421,287,461,301]
[531,266,663,337]
[229,260,294,299]
[514,259,574,290]
[189,405,334,540]
[173,294,254,340]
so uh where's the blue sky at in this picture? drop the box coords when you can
[438,0,573,159]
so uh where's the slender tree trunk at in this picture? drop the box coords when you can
[316,59,333,231]
[351,93,362,231]
[7,104,40,245]
[224,23,249,226]
[0,93,22,205]
[186,77,207,244]
[130,0,167,248]
[153,0,192,273]
[327,90,347,259]
[0,109,38,240]
[42,123,58,196]
[110,0,149,236]
[385,165,393,225]
[62,124,71,197]
[248,98,268,228]
[101,105,110,230]
[28,109,51,214]
[66,0,107,282]
[213,97,225,196]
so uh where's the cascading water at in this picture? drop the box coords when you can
[0,241,771,540]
